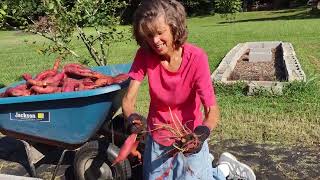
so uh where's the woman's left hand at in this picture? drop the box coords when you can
[174,125,210,154]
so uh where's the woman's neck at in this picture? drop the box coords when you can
[160,47,183,72]
[160,47,182,62]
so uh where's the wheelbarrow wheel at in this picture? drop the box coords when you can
[74,140,131,180]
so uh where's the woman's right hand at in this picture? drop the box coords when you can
[127,113,146,134]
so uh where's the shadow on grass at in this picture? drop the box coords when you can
[219,8,320,24]
[0,83,5,88]
[210,139,320,179]
[271,8,304,14]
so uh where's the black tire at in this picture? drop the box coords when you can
[74,140,131,180]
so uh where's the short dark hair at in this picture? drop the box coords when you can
[133,0,188,49]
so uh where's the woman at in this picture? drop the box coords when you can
[122,0,256,179]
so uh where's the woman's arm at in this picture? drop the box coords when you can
[122,79,142,119]
[203,98,220,131]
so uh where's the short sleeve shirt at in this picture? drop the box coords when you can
[129,43,217,146]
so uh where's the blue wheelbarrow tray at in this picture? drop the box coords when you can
[0,63,131,149]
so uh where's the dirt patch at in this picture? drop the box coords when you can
[228,47,287,81]
[210,140,320,180]
[0,135,319,179]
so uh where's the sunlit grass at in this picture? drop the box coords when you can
[0,7,319,146]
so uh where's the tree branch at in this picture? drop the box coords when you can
[77,26,101,65]
[96,27,107,65]
[30,30,80,57]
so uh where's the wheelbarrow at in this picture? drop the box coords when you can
[0,63,140,180]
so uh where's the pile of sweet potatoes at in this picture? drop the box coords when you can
[0,59,129,97]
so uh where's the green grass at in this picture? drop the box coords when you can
[0,7,319,146]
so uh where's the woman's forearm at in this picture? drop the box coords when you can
[203,105,220,131]
[122,80,141,118]
[122,94,136,118]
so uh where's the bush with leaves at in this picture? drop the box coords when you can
[30,0,129,66]
[0,0,45,29]
[181,0,215,16]
[1,0,128,66]
[0,4,5,27]
[215,0,242,21]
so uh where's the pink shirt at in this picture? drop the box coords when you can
[129,43,217,146]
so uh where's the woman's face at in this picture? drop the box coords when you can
[143,16,174,57]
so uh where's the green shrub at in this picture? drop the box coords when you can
[215,0,242,21]
[0,0,45,29]
[181,0,215,16]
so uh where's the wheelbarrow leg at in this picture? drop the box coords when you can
[21,140,38,177]
[50,149,68,180]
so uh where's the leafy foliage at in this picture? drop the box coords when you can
[4,0,129,66]
[181,0,215,16]
[0,0,45,29]
[215,0,243,21]
[121,0,216,24]
[0,0,128,66]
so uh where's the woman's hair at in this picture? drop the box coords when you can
[133,0,188,49]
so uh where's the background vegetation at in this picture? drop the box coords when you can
[0,0,314,29]
[0,6,319,147]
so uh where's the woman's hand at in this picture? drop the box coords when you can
[127,113,146,134]
[174,125,210,154]
[189,125,210,153]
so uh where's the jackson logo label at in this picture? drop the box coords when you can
[10,112,50,122]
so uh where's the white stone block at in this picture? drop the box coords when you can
[249,48,273,62]
[0,174,43,180]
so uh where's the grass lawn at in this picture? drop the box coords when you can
[0,7,319,147]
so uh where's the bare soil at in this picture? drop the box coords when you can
[228,48,287,81]
[210,140,320,180]
[0,135,319,180]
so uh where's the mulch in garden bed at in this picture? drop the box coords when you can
[228,47,287,82]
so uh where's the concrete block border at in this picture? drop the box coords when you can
[211,41,306,95]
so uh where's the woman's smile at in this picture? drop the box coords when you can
[143,16,174,57]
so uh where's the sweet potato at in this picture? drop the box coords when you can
[94,77,113,87]
[62,79,80,92]
[64,63,92,72]
[27,72,65,87]
[82,78,95,86]
[43,72,65,86]
[15,84,28,90]
[5,85,31,97]
[112,73,129,84]
[112,133,138,166]
[53,58,61,71]
[31,86,61,94]
[34,58,60,81]
[27,79,45,87]
[78,83,96,91]
[3,60,130,98]
[130,141,142,160]
[34,70,57,81]
[22,73,33,81]
[64,66,95,78]
[91,72,113,79]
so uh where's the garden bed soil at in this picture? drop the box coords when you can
[228,48,287,81]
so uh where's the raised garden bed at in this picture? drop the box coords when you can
[211,41,306,95]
